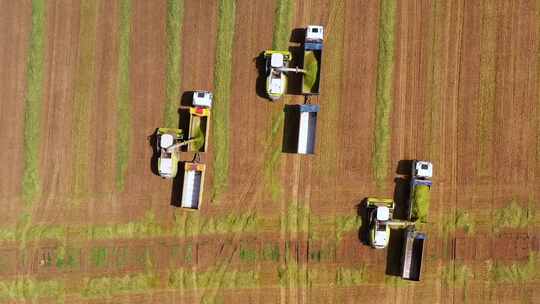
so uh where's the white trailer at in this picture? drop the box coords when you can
[401,227,426,281]
[181,162,206,210]
[284,104,320,154]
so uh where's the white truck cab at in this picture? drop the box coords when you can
[413,160,433,178]
[306,25,324,41]
[192,91,213,108]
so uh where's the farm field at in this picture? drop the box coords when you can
[0,0,540,303]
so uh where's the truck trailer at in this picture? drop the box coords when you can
[401,227,426,281]
[283,104,320,154]
[409,160,433,223]
[180,162,206,210]
[302,25,324,95]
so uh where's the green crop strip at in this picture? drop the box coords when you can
[455,210,475,235]
[262,0,294,203]
[115,0,132,192]
[211,0,236,202]
[335,266,368,287]
[72,0,99,198]
[163,0,184,128]
[477,0,497,176]
[0,278,65,302]
[22,0,46,205]
[488,253,540,283]
[168,268,259,290]
[372,0,397,188]
[442,263,472,286]
[0,207,363,244]
[82,272,158,299]
[492,199,536,232]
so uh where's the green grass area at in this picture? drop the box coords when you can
[272,0,294,50]
[90,247,108,268]
[262,244,280,261]
[302,51,319,93]
[455,210,475,234]
[22,0,46,205]
[168,268,259,289]
[442,263,472,286]
[115,0,133,192]
[334,215,362,240]
[372,0,397,188]
[163,0,184,128]
[0,278,64,302]
[211,0,236,202]
[239,245,258,262]
[411,185,430,223]
[72,0,99,198]
[493,199,536,232]
[477,0,497,175]
[335,266,367,287]
[488,252,539,283]
[55,247,80,269]
[277,263,317,288]
[82,273,158,299]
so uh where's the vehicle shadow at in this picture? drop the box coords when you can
[385,228,405,276]
[282,105,299,153]
[178,108,190,145]
[170,162,184,207]
[181,91,194,107]
[148,130,159,176]
[393,177,410,220]
[254,51,268,100]
[357,198,371,246]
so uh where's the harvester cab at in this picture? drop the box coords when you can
[156,128,183,179]
[264,50,292,101]
[366,198,395,249]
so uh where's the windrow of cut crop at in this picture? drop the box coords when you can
[0,207,364,242]
[163,0,184,128]
[115,0,133,192]
[22,0,46,205]
[263,0,295,204]
[272,0,293,50]
[477,0,497,176]
[72,0,99,198]
[372,0,397,188]
[210,0,236,202]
